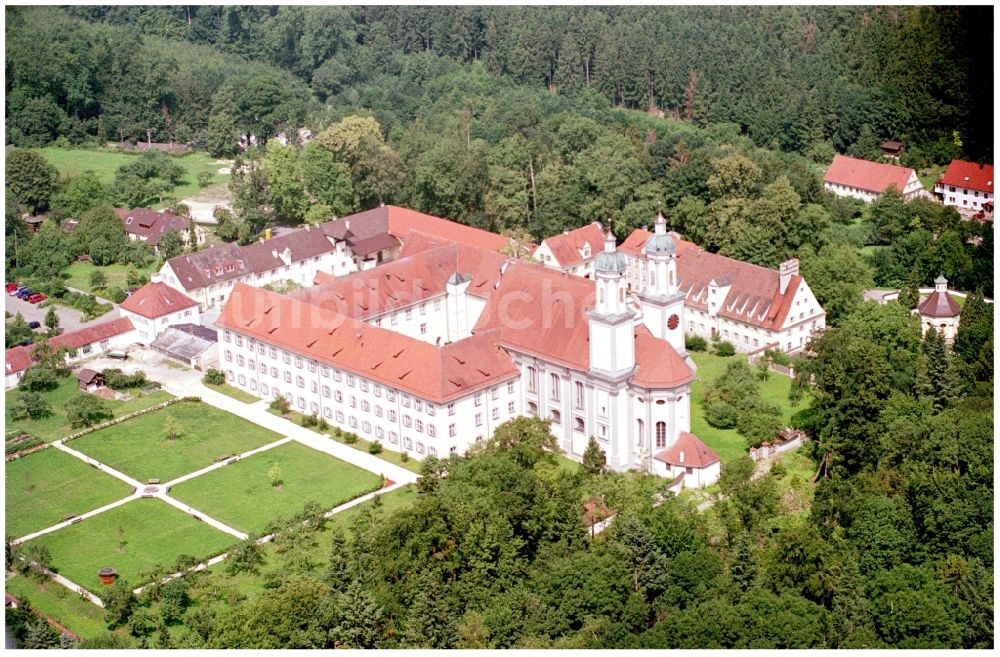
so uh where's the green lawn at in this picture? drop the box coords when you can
[38,147,230,209]
[4,573,113,640]
[71,401,282,483]
[63,261,158,295]
[32,498,235,590]
[689,351,804,464]
[4,376,174,443]
[205,382,260,404]
[6,447,134,538]
[169,441,383,534]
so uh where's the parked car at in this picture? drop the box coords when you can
[15,288,34,299]
[6,283,19,293]
[10,286,28,297]
[124,288,138,298]
[27,321,40,329]
[27,294,45,304]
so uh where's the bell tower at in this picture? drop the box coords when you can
[587,230,635,381]
[639,209,686,356]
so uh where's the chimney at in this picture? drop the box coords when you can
[345,219,350,231]
[779,258,799,295]
[150,273,163,285]
[679,451,685,463]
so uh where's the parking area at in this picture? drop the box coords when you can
[5,290,116,335]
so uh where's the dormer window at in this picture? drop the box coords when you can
[126,217,133,225]
[581,244,591,258]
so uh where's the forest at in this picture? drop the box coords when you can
[4,6,994,648]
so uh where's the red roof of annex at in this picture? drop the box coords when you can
[938,160,994,194]
[823,154,914,194]
[119,281,199,319]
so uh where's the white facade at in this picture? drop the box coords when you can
[652,458,720,489]
[218,327,521,459]
[59,329,139,363]
[5,370,25,389]
[120,306,199,344]
[934,181,993,213]
[534,241,597,278]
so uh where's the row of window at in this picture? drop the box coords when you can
[525,368,587,411]
[370,299,442,327]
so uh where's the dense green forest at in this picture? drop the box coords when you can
[9,5,993,163]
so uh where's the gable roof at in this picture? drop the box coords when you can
[217,284,518,403]
[472,261,694,387]
[653,431,720,468]
[621,230,810,331]
[823,154,915,194]
[76,368,102,385]
[5,345,33,376]
[535,222,605,268]
[114,208,191,246]
[119,281,199,319]
[357,204,511,253]
[48,317,135,351]
[917,290,961,318]
[938,160,993,194]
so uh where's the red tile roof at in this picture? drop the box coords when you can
[823,154,914,194]
[119,281,199,319]
[621,230,808,331]
[216,284,518,403]
[535,222,605,268]
[5,345,33,375]
[295,238,510,319]
[938,160,994,194]
[48,317,135,351]
[378,205,511,253]
[114,208,191,246]
[473,261,693,387]
[918,291,961,318]
[653,431,720,468]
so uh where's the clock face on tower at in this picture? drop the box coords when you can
[667,314,680,330]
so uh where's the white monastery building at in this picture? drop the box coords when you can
[823,154,927,203]
[933,160,993,216]
[533,222,606,278]
[621,213,825,354]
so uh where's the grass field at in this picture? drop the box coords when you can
[33,498,235,590]
[6,448,133,538]
[169,441,383,534]
[4,573,113,640]
[689,351,804,464]
[205,382,260,404]
[38,147,230,210]
[63,261,158,295]
[71,401,282,483]
[4,376,174,443]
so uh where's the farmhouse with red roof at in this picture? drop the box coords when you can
[532,222,607,277]
[114,208,207,254]
[933,160,993,217]
[119,277,200,342]
[823,154,926,203]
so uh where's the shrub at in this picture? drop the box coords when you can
[299,413,317,427]
[8,392,52,421]
[400,452,409,462]
[66,394,113,428]
[102,368,147,390]
[685,335,708,352]
[317,416,329,431]
[714,341,736,357]
[769,461,787,478]
[107,287,127,304]
[269,395,291,415]
[18,366,59,392]
[342,432,358,444]
[202,368,225,386]
[368,441,383,455]
[705,400,738,429]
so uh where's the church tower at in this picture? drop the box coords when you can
[587,230,635,380]
[639,209,686,356]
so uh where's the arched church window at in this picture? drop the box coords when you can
[637,419,644,446]
[655,421,667,448]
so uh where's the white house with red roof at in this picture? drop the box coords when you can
[533,222,606,278]
[652,430,720,487]
[823,154,926,203]
[621,213,825,355]
[5,345,33,389]
[215,222,719,485]
[118,276,200,343]
[917,276,962,344]
[933,160,993,216]
[114,208,207,254]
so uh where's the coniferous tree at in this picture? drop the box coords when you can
[404,570,457,648]
[325,530,351,593]
[897,269,921,310]
[332,582,383,649]
[953,289,991,365]
[581,436,607,475]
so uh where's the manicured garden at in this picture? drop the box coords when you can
[6,447,133,538]
[4,375,174,443]
[71,401,282,483]
[4,573,111,639]
[32,498,235,590]
[688,351,803,463]
[168,441,384,534]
